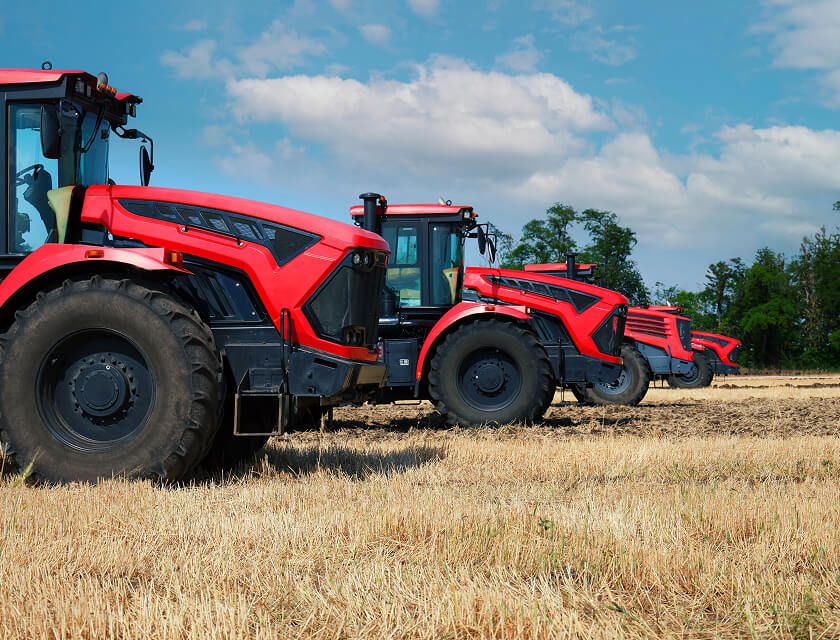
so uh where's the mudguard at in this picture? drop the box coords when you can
[415,301,531,379]
[0,244,189,311]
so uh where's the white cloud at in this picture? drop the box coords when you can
[237,21,327,76]
[496,35,543,72]
[755,0,840,105]
[217,59,840,286]
[570,27,638,66]
[160,40,224,79]
[226,57,612,179]
[161,23,325,79]
[359,24,392,46]
[179,19,208,32]
[534,0,592,26]
[407,0,440,17]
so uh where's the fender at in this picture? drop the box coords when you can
[0,244,189,311]
[415,301,531,380]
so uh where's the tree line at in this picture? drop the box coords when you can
[493,202,840,370]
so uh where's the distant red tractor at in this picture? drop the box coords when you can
[350,196,629,425]
[648,306,742,387]
[524,260,694,405]
[0,67,389,482]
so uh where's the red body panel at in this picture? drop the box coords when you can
[691,331,742,368]
[0,244,187,309]
[414,302,532,379]
[463,267,626,364]
[81,186,389,362]
[626,306,693,361]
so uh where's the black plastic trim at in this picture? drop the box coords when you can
[118,198,320,267]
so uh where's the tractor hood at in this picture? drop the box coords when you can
[464,267,628,307]
[84,185,388,251]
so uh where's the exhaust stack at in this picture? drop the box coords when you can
[565,252,577,280]
[359,192,383,235]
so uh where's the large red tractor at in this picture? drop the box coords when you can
[524,260,694,405]
[0,67,389,482]
[350,196,629,425]
[647,306,742,387]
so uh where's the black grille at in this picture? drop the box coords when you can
[484,275,599,313]
[626,312,667,337]
[304,250,386,349]
[676,317,692,352]
[730,344,741,364]
[592,305,626,357]
[119,199,319,267]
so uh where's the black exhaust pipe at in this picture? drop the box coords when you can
[565,252,577,280]
[359,192,382,235]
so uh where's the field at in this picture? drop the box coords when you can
[2,377,840,639]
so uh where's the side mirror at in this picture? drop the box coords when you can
[476,225,487,255]
[40,105,61,159]
[487,238,497,264]
[140,146,153,186]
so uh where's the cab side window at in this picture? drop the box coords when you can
[9,104,59,253]
[382,223,422,307]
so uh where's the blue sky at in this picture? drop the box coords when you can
[5,0,840,289]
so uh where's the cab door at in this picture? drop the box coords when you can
[7,103,59,253]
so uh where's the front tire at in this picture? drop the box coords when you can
[585,343,650,406]
[668,349,713,388]
[428,320,553,426]
[0,277,222,483]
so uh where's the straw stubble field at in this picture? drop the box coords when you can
[1,377,840,639]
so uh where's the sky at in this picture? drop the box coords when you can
[4,0,840,290]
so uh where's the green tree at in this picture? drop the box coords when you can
[703,258,744,331]
[506,203,578,268]
[729,248,798,368]
[791,227,840,366]
[577,208,649,305]
[651,283,716,330]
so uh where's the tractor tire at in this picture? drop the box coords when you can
[0,277,222,483]
[584,343,650,406]
[568,384,589,403]
[668,349,713,388]
[199,394,269,472]
[428,320,553,426]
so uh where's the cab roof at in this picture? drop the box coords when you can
[350,203,473,217]
[524,262,598,273]
[0,68,141,102]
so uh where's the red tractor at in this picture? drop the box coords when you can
[350,195,629,425]
[647,306,742,387]
[0,67,389,482]
[524,260,694,405]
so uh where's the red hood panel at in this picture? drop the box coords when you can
[465,267,628,306]
[88,185,388,250]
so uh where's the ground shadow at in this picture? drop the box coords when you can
[198,441,447,483]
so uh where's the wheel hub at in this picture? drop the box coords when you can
[74,363,129,418]
[472,361,507,394]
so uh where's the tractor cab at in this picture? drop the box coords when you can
[351,194,493,332]
[1,67,145,259]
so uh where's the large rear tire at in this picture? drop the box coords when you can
[585,343,650,406]
[668,349,713,388]
[428,320,553,426]
[0,277,222,483]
